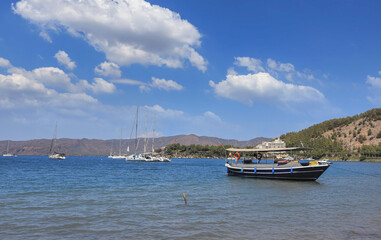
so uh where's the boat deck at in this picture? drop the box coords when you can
[229,162,303,169]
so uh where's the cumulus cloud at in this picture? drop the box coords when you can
[234,56,316,83]
[267,58,295,72]
[0,72,97,109]
[113,76,183,92]
[144,104,184,118]
[0,57,11,68]
[95,61,121,78]
[54,50,76,70]
[234,57,264,73]
[209,72,325,106]
[0,56,116,111]
[203,111,222,122]
[79,77,116,94]
[366,75,381,89]
[13,0,207,71]
[151,77,183,91]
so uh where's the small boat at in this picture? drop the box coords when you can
[49,152,66,160]
[3,140,17,157]
[108,129,125,159]
[225,147,330,181]
[48,122,66,160]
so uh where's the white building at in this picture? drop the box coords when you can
[257,138,286,149]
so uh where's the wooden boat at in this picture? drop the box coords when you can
[225,147,330,181]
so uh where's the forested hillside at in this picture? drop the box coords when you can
[280,108,381,159]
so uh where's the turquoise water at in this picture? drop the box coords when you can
[0,156,380,239]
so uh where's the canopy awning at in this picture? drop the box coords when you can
[226,147,313,152]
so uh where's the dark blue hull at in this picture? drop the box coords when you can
[227,164,330,181]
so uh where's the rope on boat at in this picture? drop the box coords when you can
[330,164,381,179]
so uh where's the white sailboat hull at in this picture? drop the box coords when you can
[49,153,66,160]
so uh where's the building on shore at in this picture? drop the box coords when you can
[257,138,286,149]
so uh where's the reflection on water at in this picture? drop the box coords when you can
[0,156,380,239]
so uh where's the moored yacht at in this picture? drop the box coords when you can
[125,107,171,162]
[3,141,17,157]
[48,122,66,160]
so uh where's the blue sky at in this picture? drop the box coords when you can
[0,0,380,141]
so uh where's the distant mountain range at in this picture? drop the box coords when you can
[3,108,380,157]
[0,134,272,156]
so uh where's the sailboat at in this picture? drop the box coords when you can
[125,107,146,161]
[125,108,170,162]
[49,122,66,160]
[108,129,125,159]
[3,140,17,157]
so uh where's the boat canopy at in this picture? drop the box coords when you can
[226,147,313,152]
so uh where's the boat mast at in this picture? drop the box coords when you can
[144,112,147,153]
[6,140,9,154]
[135,106,139,153]
[152,115,156,153]
[110,140,114,156]
[119,128,122,156]
[49,121,57,154]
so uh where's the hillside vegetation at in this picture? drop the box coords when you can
[280,108,381,160]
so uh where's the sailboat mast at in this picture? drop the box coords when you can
[49,121,57,154]
[6,140,9,154]
[144,112,147,153]
[152,115,156,152]
[119,128,122,156]
[135,106,139,153]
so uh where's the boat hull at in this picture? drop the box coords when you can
[226,163,330,181]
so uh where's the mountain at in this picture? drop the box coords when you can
[0,135,271,156]
[280,108,381,158]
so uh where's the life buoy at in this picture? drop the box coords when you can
[234,152,240,162]
[257,153,262,160]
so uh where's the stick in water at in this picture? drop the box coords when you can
[182,193,187,205]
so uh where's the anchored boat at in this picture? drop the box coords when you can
[48,122,66,160]
[225,147,330,181]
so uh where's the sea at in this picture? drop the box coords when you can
[0,156,380,240]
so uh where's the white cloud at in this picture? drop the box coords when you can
[151,77,183,91]
[40,31,52,43]
[0,56,115,113]
[378,71,381,76]
[31,67,76,91]
[0,72,97,109]
[233,56,317,84]
[366,75,381,105]
[95,61,121,78]
[79,77,116,94]
[0,57,11,68]
[267,58,295,72]
[54,50,76,70]
[144,104,184,118]
[112,76,183,92]
[14,0,207,71]
[234,57,264,73]
[209,72,325,106]
[203,111,222,122]
[112,78,145,86]
[366,75,381,89]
